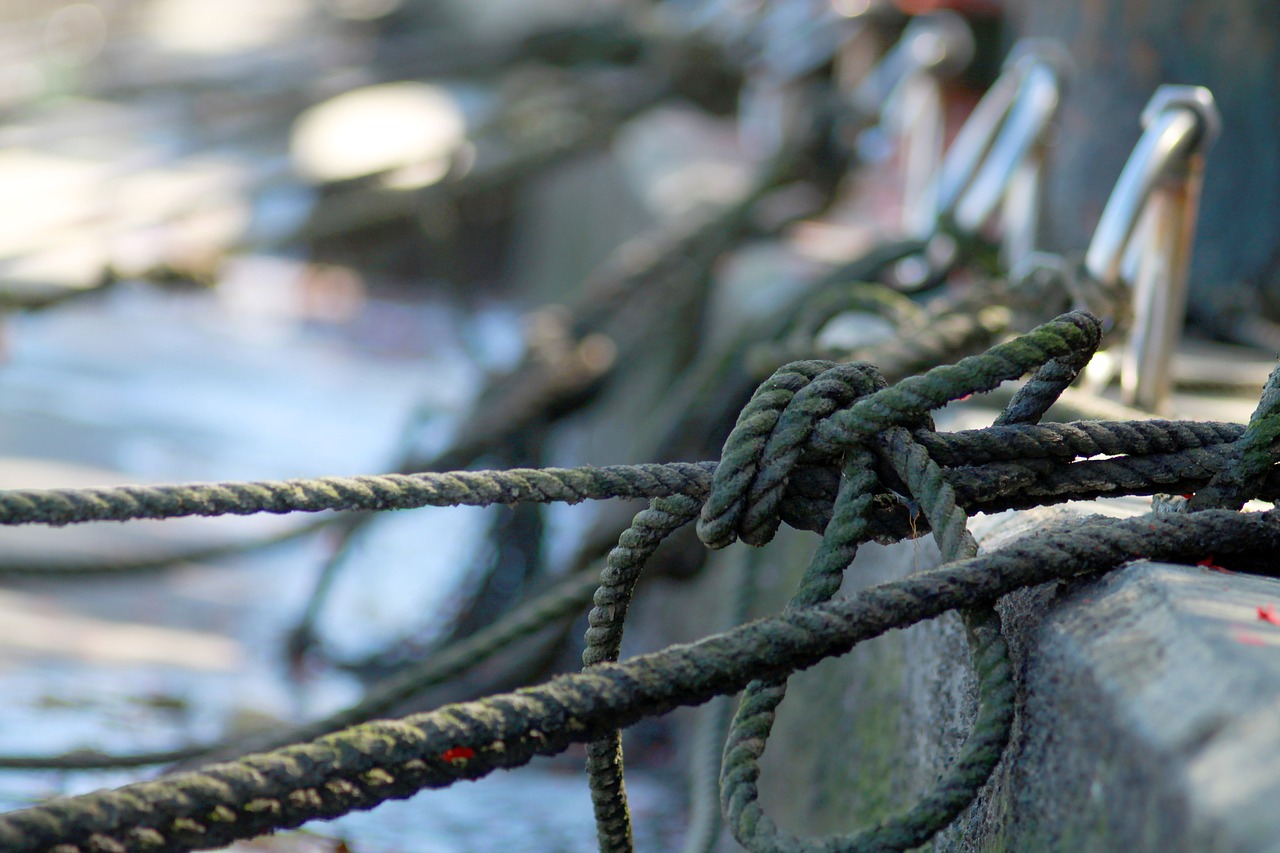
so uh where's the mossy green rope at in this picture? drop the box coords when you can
[3,506,1279,852]
[1190,360,1280,512]
[1,312,1278,853]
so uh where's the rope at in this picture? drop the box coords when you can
[0,463,718,527]
[582,494,703,852]
[0,569,604,772]
[682,547,760,853]
[0,425,1262,539]
[3,505,1278,852]
[0,312,1278,851]
[1190,360,1280,512]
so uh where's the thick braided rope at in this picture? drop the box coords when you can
[992,343,1097,429]
[852,344,1094,847]
[687,358,914,850]
[739,363,889,547]
[0,311,1269,809]
[0,419,1250,535]
[683,547,761,853]
[0,420,1243,547]
[718,430,1003,852]
[778,438,1274,531]
[721,445,884,852]
[719,316,1100,851]
[0,570,605,771]
[0,463,718,526]
[697,361,838,549]
[2,313,1269,850]
[1190,360,1280,511]
[815,311,1103,449]
[4,508,1279,852]
[826,341,1089,849]
[712,361,890,850]
[581,494,703,852]
[916,419,1241,466]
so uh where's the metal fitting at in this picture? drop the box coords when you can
[933,40,1071,264]
[1083,85,1220,412]
[850,10,973,234]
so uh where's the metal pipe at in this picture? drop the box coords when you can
[1083,85,1219,413]
[848,9,973,118]
[934,42,1069,266]
[952,61,1059,237]
[849,10,971,236]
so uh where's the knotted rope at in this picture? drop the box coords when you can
[2,311,1280,853]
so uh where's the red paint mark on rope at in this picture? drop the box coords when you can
[442,746,475,763]
[1197,556,1233,573]
[1259,604,1280,626]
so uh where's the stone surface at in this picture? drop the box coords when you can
[717,498,1280,853]
[639,382,1280,850]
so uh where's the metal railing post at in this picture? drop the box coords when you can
[1083,85,1220,413]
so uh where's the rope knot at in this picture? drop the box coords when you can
[697,360,887,549]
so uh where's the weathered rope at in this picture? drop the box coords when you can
[0,463,718,527]
[2,312,1280,852]
[1190,359,1280,512]
[0,434,1263,535]
[582,494,703,852]
[709,329,1068,851]
[3,506,1279,852]
[682,546,761,853]
[0,569,605,771]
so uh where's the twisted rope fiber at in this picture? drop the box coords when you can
[713,360,1021,850]
[916,419,1242,466]
[581,494,703,851]
[707,361,898,851]
[3,507,1279,852]
[714,326,1093,851]
[1190,359,1280,512]
[2,311,1278,851]
[696,311,1101,554]
[0,420,1252,537]
[0,463,719,527]
[683,547,762,853]
[0,570,607,772]
[815,311,1102,448]
[698,361,889,550]
[0,430,1253,756]
[825,346,1088,851]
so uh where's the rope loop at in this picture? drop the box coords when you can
[698,360,890,550]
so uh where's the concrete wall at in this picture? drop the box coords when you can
[639,491,1280,852]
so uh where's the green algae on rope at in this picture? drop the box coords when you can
[0,462,719,527]
[2,507,1279,852]
[5,311,1280,852]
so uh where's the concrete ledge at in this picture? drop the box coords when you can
[646,494,1280,851]
[975,515,1280,852]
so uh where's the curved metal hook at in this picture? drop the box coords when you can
[848,9,974,117]
[933,40,1071,264]
[1084,85,1220,412]
[850,10,973,235]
